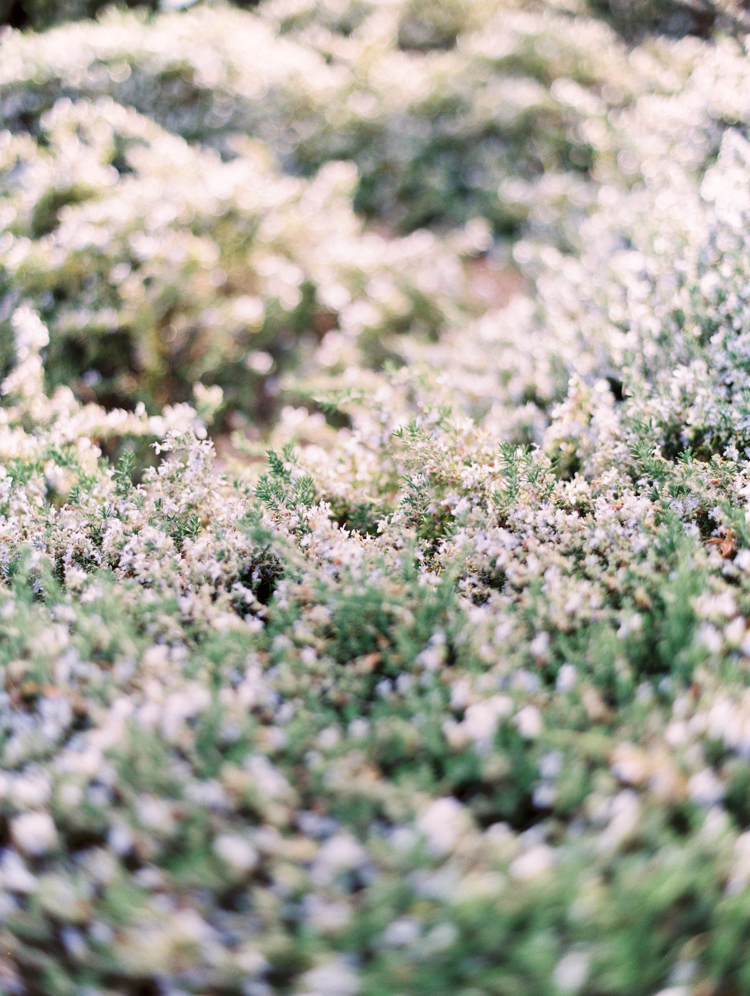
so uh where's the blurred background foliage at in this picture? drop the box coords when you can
[0,0,741,41]
[0,0,749,441]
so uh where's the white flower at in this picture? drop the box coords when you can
[510,844,555,880]
[298,958,360,996]
[0,849,38,893]
[687,769,725,807]
[417,798,471,857]
[10,811,59,856]
[213,834,258,875]
[460,695,513,747]
[556,663,578,692]
[553,950,590,993]
[311,834,367,886]
[378,917,421,948]
[515,705,543,739]
[530,631,550,661]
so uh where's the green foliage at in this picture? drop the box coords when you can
[112,448,135,498]
[255,447,316,532]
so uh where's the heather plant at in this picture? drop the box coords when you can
[4,2,750,996]
[0,1,676,237]
[0,95,469,423]
[3,302,750,994]
[4,0,744,432]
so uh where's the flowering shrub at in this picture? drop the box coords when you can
[3,3,750,996]
[0,95,470,424]
[0,0,674,235]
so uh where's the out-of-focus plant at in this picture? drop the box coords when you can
[0,96,469,424]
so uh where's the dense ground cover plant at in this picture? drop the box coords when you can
[4,2,750,995]
[0,0,702,425]
[0,95,469,424]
